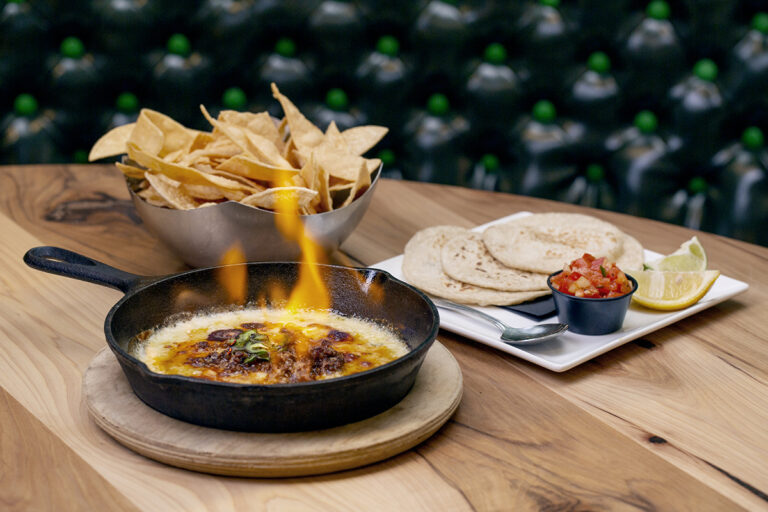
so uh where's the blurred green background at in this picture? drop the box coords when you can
[1,0,767,246]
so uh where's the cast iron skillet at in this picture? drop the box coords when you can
[24,246,440,432]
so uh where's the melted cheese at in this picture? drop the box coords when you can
[131,308,408,384]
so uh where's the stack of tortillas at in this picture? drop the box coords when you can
[402,213,645,306]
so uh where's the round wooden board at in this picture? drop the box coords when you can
[83,342,462,478]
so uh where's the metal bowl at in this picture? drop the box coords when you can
[128,163,382,267]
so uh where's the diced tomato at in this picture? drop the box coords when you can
[550,253,633,299]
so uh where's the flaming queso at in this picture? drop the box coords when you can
[273,178,331,312]
[138,187,407,385]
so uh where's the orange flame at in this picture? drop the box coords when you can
[217,243,247,304]
[273,178,331,313]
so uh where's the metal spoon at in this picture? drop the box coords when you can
[432,298,568,345]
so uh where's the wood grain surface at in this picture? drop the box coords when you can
[2,164,767,511]
[84,343,462,477]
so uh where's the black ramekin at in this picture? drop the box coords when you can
[547,271,637,335]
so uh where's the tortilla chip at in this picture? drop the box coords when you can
[144,172,198,210]
[287,148,306,168]
[137,186,172,208]
[142,109,197,156]
[340,160,372,208]
[203,167,267,191]
[89,83,388,214]
[328,181,353,192]
[216,154,299,183]
[89,123,134,161]
[271,83,324,150]
[127,142,251,191]
[128,112,164,156]
[315,147,368,181]
[299,153,317,189]
[287,170,306,187]
[240,187,318,211]
[180,183,227,201]
[316,167,332,213]
[249,113,284,147]
[219,110,283,150]
[277,117,288,137]
[323,121,350,153]
[130,109,196,158]
[115,161,148,179]
[299,154,332,212]
[163,148,185,163]
[200,105,293,168]
[243,130,293,168]
[367,158,382,175]
[222,190,249,201]
[342,125,388,155]
[189,131,215,152]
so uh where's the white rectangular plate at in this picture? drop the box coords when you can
[372,212,750,372]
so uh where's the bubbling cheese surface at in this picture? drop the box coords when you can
[132,308,409,384]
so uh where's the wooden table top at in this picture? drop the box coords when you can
[1,164,767,511]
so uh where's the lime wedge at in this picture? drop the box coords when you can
[645,236,707,271]
[632,270,720,310]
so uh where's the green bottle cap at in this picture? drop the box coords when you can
[377,149,396,166]
[752,13,768,34]
[427,93,450,116]
[688,177,707,194]
[7,0,25,4]
[222,87,247,110]
[275,37,296,58]
[634,110,658,134]
[14,94,38,116]
[116,92,139,113]
[484,43,507,64]
[376,35,399,57]
[693,59,718,81]
[586,164,605,182]
[73,149,88,164]
[326,88,348,111]
[539,0,560,7]
[60,37,85,59]
[646,1,671,20]
[742,126,764,149]
[481,154,500,173]
[588,52,611,74]
[532,100,556,123]
[167,34,191,57]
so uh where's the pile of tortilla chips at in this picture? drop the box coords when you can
[88,84,388,214]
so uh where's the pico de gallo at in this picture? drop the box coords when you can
[551,253,633,298]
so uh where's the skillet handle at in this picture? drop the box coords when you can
[24,246,144,293]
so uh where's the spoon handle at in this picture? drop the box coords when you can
[432,298,507,334]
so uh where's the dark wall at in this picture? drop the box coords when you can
[1,0,767,246]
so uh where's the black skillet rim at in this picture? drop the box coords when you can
[103,262,440,390]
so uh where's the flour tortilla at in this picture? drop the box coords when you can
[440,232,549,292]
[482,213,626,274]
[616,234,645,271]
[402,226,550,306]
